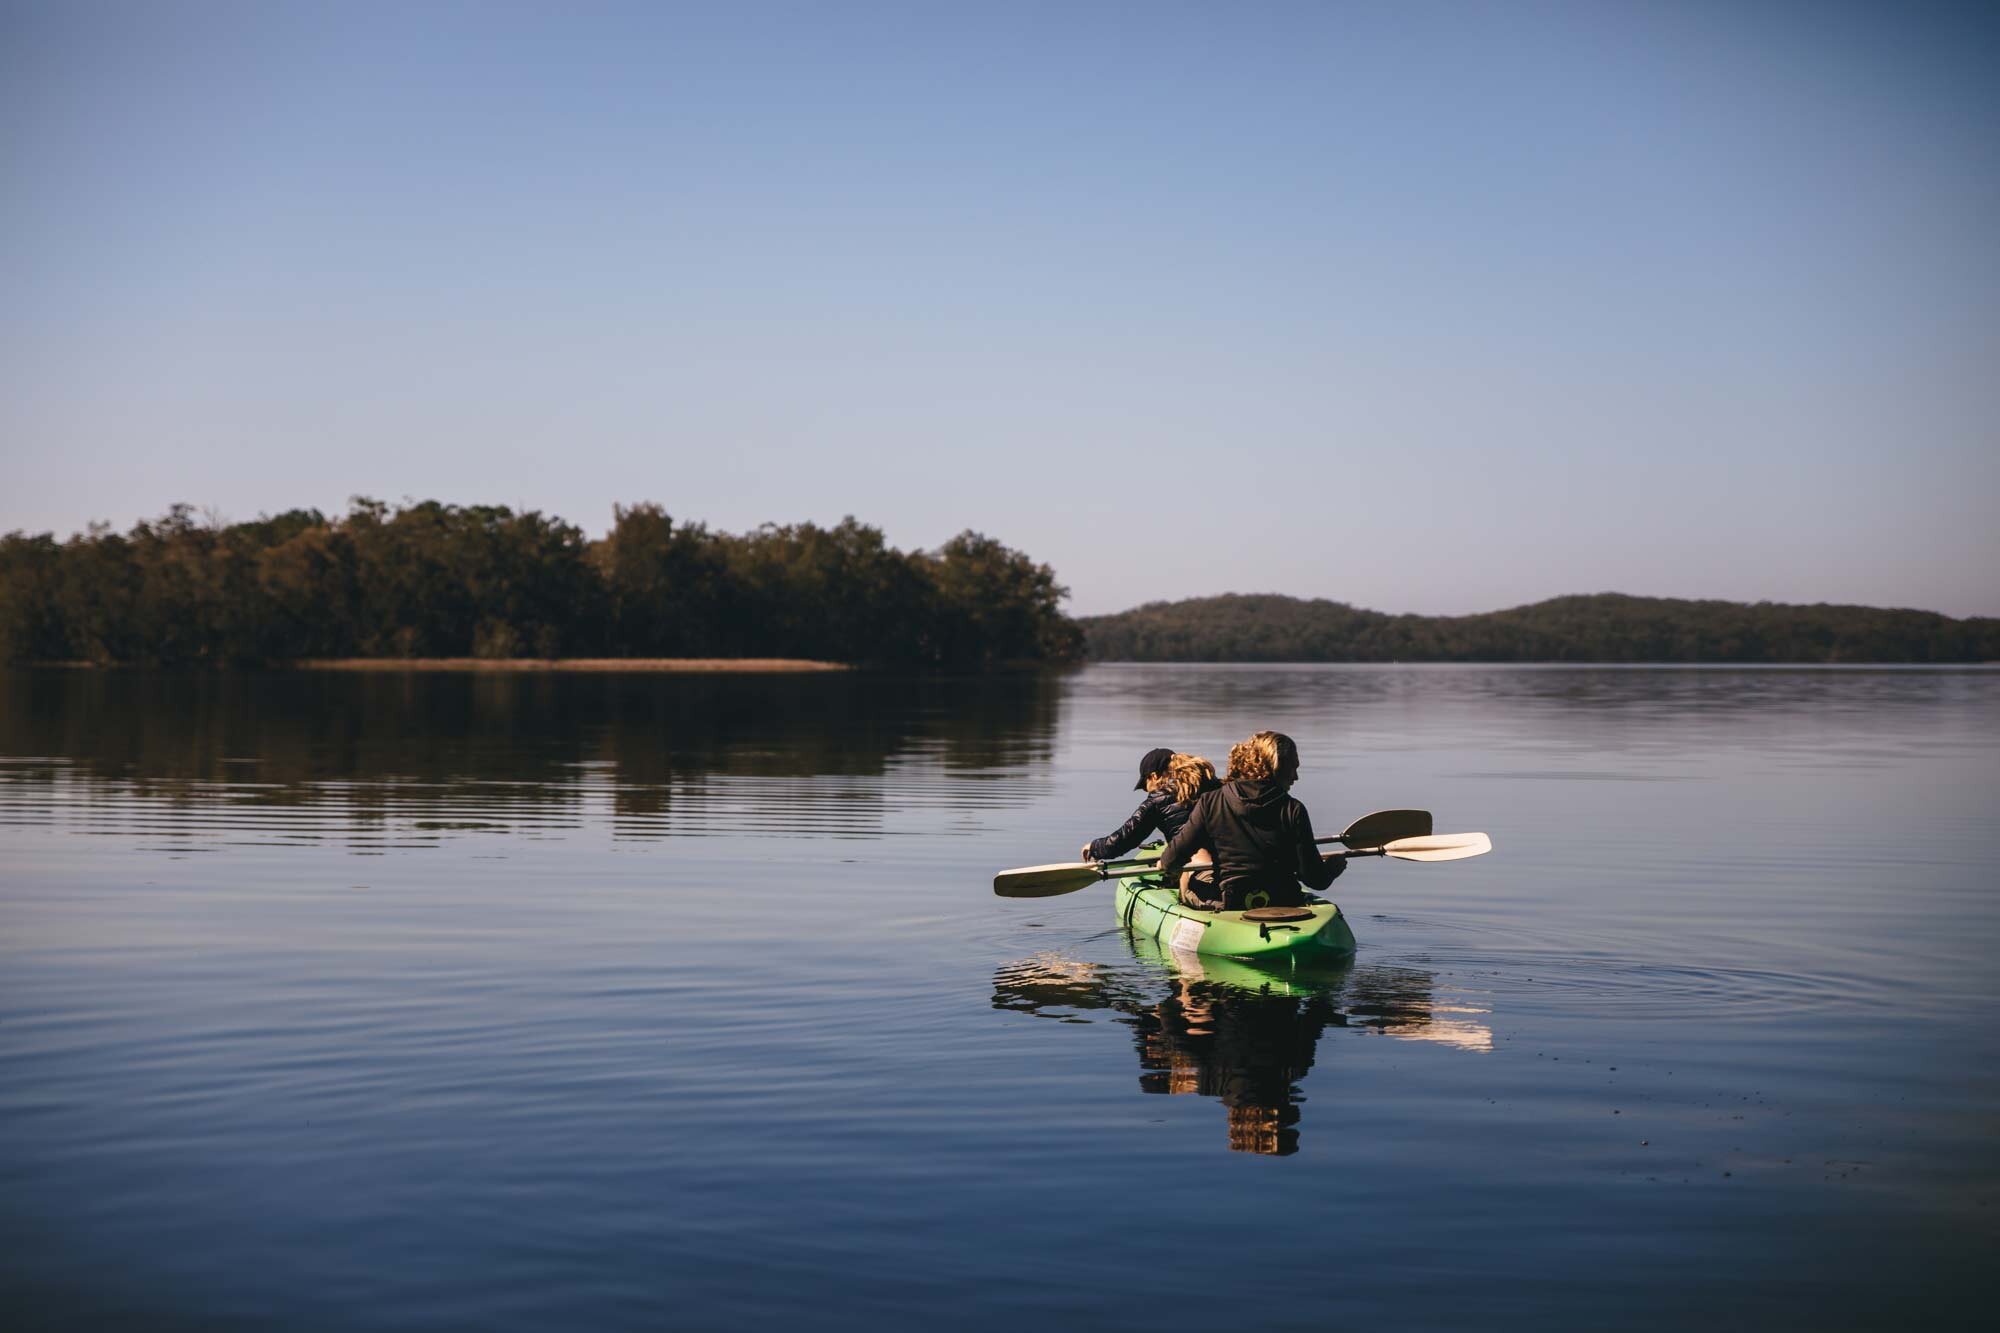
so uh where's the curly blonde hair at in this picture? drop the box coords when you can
[1164,752,1215,804]
[1226,731,1299,786]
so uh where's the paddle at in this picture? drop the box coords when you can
[1084,807,1431,874]
[1338,807,1432,849]
[1331,831,1491,863]
[993,809,1475,899]
[992,832,1491,898]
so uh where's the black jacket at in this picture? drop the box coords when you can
[1157,779,1342,906]
[1087,787,1201,862]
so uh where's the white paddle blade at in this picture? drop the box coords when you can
[993,862,1101,898]
[1382,832,1492,862]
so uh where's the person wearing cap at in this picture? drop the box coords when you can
[1082,748,1218,863]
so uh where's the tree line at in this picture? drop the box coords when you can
[0,500,1083,667]
[10,508,1990,668]
[1080,592,2000,664]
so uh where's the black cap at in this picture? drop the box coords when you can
[1134,747,1175,790]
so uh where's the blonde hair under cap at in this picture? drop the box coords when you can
[1164,752,1215,804]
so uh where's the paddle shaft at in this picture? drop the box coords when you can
[1096,831,1369,873]
[1100,832,1488,879]
[993,829,1489,897]
[1097,842,1379,881]
[992,810,1441,898]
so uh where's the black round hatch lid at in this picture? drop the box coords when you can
[1240,906,1315,922]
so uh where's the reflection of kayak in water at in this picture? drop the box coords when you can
[990,949,1340,1156]
[992,943,1493,1155]
[1115,865,1356,963]
[1119,931,1494,1051]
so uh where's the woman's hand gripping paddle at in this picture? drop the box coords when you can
[992,808,1439,898]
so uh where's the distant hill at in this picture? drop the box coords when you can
[1079,592,2000,664]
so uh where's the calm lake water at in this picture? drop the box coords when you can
[3,664,1996,1330]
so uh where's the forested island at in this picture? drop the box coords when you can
[1080,593,2000,664]
[0,501,1081,667]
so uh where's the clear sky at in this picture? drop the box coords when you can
[4,0,1996,618]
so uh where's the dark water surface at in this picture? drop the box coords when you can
[3,665,1996,1330]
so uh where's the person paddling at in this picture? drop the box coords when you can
[1156,730,1343,910]
[1082,748,1218,863]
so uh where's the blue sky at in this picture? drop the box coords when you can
[4,0,1995,617]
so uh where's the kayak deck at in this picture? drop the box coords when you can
[1114,870,1356,962]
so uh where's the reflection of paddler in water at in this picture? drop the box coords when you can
[1131,976,1334,1156]
[992,947,1491,1156]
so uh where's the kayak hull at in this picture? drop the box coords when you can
[1114,874,1356,962]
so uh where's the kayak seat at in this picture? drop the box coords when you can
[1240,906,1315,923]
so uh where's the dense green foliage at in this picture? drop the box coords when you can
[1081,592,2000,663]
[0,501,1081,667]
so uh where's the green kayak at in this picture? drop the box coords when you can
[1114,864,1356,963]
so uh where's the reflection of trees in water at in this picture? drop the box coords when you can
[992,947,1489,1156]
[0,669,1065,844]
